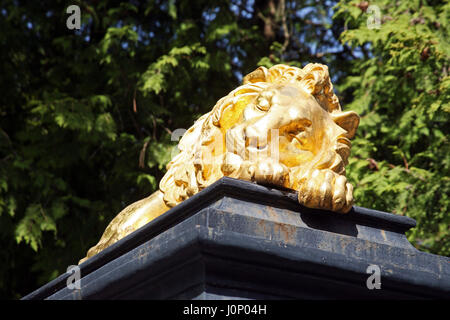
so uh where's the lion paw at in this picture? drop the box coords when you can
[297,169,353,213]
[252,159,289,186]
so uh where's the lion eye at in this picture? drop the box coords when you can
[256,97,270,111]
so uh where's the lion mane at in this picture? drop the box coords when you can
[159,63,352,208]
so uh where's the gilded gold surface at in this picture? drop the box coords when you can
[79,63,359,264]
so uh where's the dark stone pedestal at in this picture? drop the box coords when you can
[23,177,450,300]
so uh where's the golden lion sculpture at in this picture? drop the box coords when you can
[80,63,359,263]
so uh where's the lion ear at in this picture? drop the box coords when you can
[243,66,269,84]
[331,111,360,139]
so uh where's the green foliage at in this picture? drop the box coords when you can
[1,0,335,299]
[335,0,449,255]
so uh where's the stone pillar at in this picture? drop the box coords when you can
[23,177,450,299]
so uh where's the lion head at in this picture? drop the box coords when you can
[159,63,359,213]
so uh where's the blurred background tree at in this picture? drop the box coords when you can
[334,0,449,256]
[0,0,448,298]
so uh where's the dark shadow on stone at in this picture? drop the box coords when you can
[300,210,358,238]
